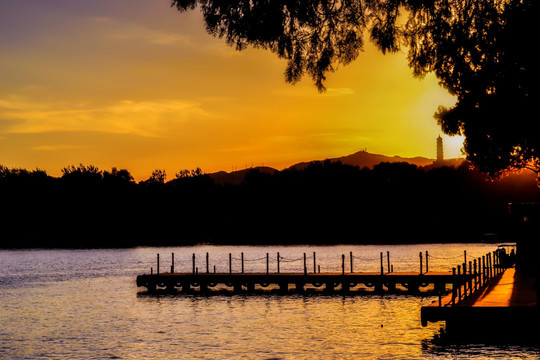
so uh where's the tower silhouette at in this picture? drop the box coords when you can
[436,136,444,163]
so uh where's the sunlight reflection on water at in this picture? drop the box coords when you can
[1,244,537,359]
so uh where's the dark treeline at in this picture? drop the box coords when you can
[1,161,538,248]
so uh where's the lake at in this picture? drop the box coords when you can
[1,244,538,359]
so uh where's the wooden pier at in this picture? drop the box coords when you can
[136,251,477,295]
[421,264,539,342]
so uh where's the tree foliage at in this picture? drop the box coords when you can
[171,0,536,178]
[0,161,539,248]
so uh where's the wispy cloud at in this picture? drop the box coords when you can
[91,17,194,46]
[274,86,354,98]
[326,88,355,96]
[31,144,83,152]
[0,96,211,137]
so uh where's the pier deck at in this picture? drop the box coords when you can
[457,268,536,307]
[421,268,538,342]
[136,271,467,295]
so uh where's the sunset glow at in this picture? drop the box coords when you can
[0,0,462,181]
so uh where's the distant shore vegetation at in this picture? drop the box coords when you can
[1,161,538,248]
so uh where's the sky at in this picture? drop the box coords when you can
[0,0,463,181]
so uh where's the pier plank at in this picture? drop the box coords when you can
[457,268,536,307]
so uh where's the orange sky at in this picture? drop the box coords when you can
[0,0,462,181]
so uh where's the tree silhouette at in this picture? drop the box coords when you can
[1,160,540,247]
[143,169,167,185]
[171,0,536,178]
[103,167,135,185]
[175,167,204,178]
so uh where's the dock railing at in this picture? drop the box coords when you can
[138,249,508,295]
[150,251,398,277]
[430,249,507,307]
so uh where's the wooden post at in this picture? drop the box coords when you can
[206,252,210,274]
[342,254,345,275]
[489,253,493,279]
[462,262,467,295]
[457,265,462,301]
[489,252,497,277]
[318,265,320,273]
[266,253,269,275]
[494,251,499,275]
[350,251,353,273]
[171,252,175,273]
[313,252,317,274]
[419,252,423,275]
[496,250,500,275]
[277,252,280,274]
[487,253,493,279]
[482,255,487,284]
[192,253,196,275]
[387,251,391,273]
[478,257,482,286]
[464,250,467,266]
[425,251,429,273]
[380,252,384,275]
[229,253,232,274]
[468,261,472,295]
[486,253,489,280]
[157,254,160,275]
[241,252,244,274]
[473,259,478,290]
[151,267,153,275]
[303,253,307,275]
[452,267,456,305]
[486,253,489,278]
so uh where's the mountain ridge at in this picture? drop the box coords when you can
[209,150,464,184]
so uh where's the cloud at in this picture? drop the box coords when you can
[326,88,355,96]
[31,144,83,152]
[273,86,354,98]
[0,96,211,137]
[91,17,194,47]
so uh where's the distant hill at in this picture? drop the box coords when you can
[209,150,465,184]
[209,166,278,185]
[290,151,433,170]
[289,150,464,170]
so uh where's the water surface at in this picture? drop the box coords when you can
[1,244,537,359]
